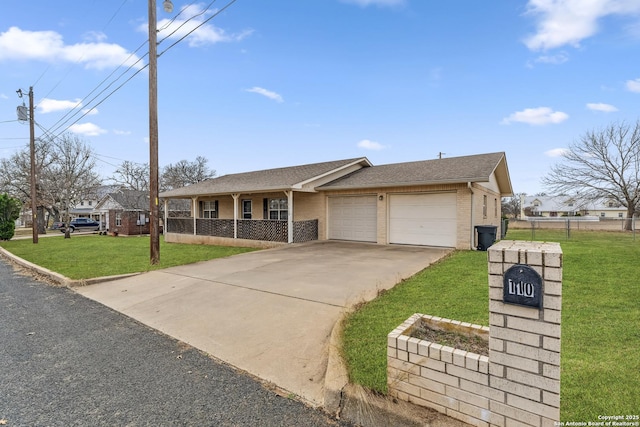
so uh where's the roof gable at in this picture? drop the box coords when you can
[96,190,150,211]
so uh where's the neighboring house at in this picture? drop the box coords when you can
[69,185,120,224]
[520,195,628,219]
[94,190,151,236]
[159,152,512,250]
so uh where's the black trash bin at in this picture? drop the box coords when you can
[475,225,497,251]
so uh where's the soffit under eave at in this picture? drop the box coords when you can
[491,155,513,197]
[317,178,489,192]
[160,187,312,200]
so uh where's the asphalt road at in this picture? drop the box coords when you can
[0,257,352,427]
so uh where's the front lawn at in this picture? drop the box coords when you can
[342,230,640,421]
[0,234,256,280]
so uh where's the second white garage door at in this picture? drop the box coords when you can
[328,196,377,242]
[389,193,457,247]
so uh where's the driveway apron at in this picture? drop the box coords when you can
[76,241,451,406]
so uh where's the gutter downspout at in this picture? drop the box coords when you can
[468,182,475,250]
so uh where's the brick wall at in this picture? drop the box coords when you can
[388,240,563,427]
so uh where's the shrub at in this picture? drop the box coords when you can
[0,193,21,240]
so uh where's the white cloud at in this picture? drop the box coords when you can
[501,107,569,125]
[626,78,640,92]
[535,52,569,64]
[113,129,132,136]
[151,4,253,48]
[38,98,82,114]
[245,87,284,103]
[0,27,143,70]
[357,139,386,150]
[586,103,618,112]
[340,0,405,6]
[545,148,569,158]
[524,0,640,51]
[69,123,107,137]
[0,93,8,100]
[82,107,99,116]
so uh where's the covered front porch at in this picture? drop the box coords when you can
[162,190,320,247]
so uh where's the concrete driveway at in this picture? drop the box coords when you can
[76,241,451,406]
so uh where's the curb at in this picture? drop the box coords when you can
[322,312,468,427]
[0,247,141,287]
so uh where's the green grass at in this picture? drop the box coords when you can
[0,234,256,280]
[342,230,640,420]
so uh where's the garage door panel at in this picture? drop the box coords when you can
[390,193,456,247]
[328,196,377,242]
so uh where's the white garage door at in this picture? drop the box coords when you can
[389,193,457,247]
[328,196,377,242]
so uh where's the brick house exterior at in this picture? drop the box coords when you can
[95,190,152,236]
[160,153,513,249]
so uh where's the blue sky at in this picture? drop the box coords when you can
[1,0,640,195]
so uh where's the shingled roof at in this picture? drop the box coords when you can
[318,152,512,194]
[160,158,371,198]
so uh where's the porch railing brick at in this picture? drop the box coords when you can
[167,217,193,234]
[166,217,318,243]
[197,218,234,238]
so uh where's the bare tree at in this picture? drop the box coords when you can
[501,193,525,219]
[48,134,102,238]
[111,160,150,191]
[161,156,215,191]
[0,139,56,234]
[543,120,640,230]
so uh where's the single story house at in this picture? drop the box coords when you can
[94,190,152,236]
[159,152,513,249]
[520,195,628,219]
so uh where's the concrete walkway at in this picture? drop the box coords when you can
[76,241,451,406]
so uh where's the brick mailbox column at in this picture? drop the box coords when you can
[487,240,563,426]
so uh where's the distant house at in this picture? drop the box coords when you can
[94,190,151,236]
[520,195,628,219]
[160,152,513,249]
[69,185,120,224]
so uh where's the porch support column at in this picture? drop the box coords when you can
[285,190,293,244]
[163,199,167,236]
[192,197,198,236]
[232,194,240,239]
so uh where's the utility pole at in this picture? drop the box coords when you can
[148,0,160,264]
[29,87,38,244]
[148,0,173,265]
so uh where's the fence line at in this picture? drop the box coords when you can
[508,217,636,240]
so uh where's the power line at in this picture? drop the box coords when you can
[44,43,149,136]
[159,0,238,57]
[37,0,240,141]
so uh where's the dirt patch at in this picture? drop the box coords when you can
[408,319,489,356]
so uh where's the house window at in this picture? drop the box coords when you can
[242,200,252,219]
[482,195,487,218]
[200,200,218,219]
[608,202,614,207]
[80,201,84,206]
[618,213,623,218]
[494,198,498,218]
[88,201,93,206]
[269,198,288,220]
[600,212,605,217]
[116,212,122,226]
